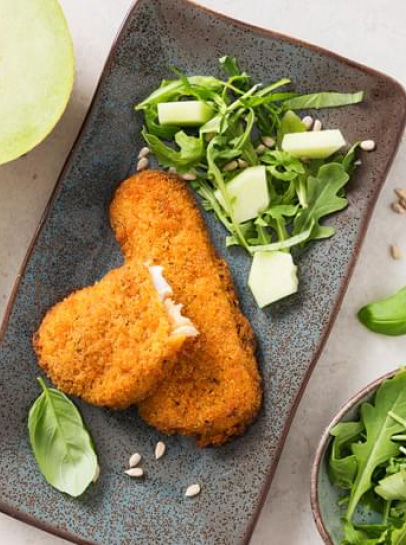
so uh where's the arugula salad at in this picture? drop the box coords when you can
[135,57,369,308]
[329,370,406,544]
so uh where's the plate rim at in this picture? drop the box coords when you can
[1,0,406,543]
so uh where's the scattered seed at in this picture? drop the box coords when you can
[138,146,150,159]
[168,167,177,174]
[237,158,248,169]
[395,188,406,200]
[92,464,100,484]
[391,245,403,260]
[313,119,322,132]
[129,453,142,468]
[255,144,267,155]
[302,115,313,130]
[360,139,376,151]
[261,135,275,148]
[185,483,201,497]
[400,198,406,211]
[354,159,362,166]
[223,160,238,172]
[125,467,144,478]
[155,441,166,460]
[204,132,215,142]
[400,446,406,456]
[392,202,405,214]
[181,172,197,181]
[136,157,149,171]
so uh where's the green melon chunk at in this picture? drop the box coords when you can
[0,0,75,165]
[214,165,269,224]
[248,251,298,308]
[157,101,214,126]
[281,129,346,159]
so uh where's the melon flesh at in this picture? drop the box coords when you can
[157,101,214,126]
[248,251,298,308]
[281,129,346,159]
[0,0,74,165]
[215,165,269,224]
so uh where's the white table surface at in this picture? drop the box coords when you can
[1,1,406,543]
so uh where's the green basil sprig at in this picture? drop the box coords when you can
[28,378,98,497]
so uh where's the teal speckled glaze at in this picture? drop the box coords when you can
[0,1,406,544]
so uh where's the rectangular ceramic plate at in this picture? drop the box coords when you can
[1,1,405,543]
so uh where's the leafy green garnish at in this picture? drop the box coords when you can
[284,91,364,110]
[135,56,364,307]
[328,370,406,544]
[358,285,406,336]
[28,378,98,498]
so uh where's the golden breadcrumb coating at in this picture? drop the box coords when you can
[110,171,262,446]
[33,262,187,409]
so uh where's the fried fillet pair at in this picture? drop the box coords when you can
[110,171,262,446]
[34,262,197,409]
[34,170,262,446]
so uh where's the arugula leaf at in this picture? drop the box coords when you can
[142,129,204,171]
[28,378,98,498]
[329,421,364,489]
[342,520,387,545]
[376,469,406,501]
[262,149,305,181]
[293,163,349,241]
[277,110,306,147]
[284,91,364,110]
[358,285,406,336]
[135,75,223,109]
[249,224,313,252]
[346,371,406,520]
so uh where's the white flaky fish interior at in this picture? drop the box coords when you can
[149,265,198,338]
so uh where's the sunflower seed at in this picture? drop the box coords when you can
[395,188,406,200]
[181,172,197,181]
[223,160,238,172]
[155,441,166,460]
[302,115,313,130]
[185,483,201,497]
[129,452,142,468]
[392,202,405,214]
[138,146,150,159]
[391,245,403,260]
[313,119,322,131]
[255,144,267,155]
[125,467,144,478]
[168,167,177,174]
[261,135,275,148]
[92,464,100,483]
[360,139,376,151]
[136,157,149,171]
[237,158,248,169]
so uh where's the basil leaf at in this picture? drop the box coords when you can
[358,285,406,336]
[28,378,98,498]
[284,91,364,110]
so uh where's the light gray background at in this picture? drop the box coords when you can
[1,1,405,543]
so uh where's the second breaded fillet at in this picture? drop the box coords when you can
[110,171,262,446]
[34,262,196,409]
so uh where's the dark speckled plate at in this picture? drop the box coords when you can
[0,1,405,543]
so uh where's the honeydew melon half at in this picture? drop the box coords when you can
[281,129,345,159]
[0,0,75,165]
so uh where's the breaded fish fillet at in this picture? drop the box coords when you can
[34,262,197,409]
[110,171,262,446]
